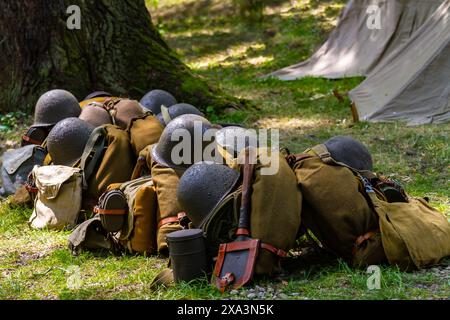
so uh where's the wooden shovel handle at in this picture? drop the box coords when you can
[237,148,255,234]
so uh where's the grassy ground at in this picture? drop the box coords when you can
[0,0,449,300]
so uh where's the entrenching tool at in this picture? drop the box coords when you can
[212,148,260,292]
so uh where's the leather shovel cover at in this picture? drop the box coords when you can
[213,238,260,292]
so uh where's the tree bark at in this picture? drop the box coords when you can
[0,0,245,114]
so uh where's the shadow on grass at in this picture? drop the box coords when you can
[155,0,346,80]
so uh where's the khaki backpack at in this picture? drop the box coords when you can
[289,145,385,267]
[290,144,450,270]
[127,114,164,157]
[105,177,158,255]
[80,124,136,210]
[150,156,184,256]
[205,148,302,276]
[365,186,450,271]
[68,176,158,256]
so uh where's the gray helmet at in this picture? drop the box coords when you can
[83,91,112,101]
[324,136,373,171]
[34,89,81,127]
[47,118,95,166]
[177,162,240,228]
[79,104,112,127]
[140,89,177,114]
[156,103,204,127]
[151,114,214,170]
[215,126,257,161]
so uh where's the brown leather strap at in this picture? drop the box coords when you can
[25,184,38,193]
[355,230,378,247]
[94,206,127,215]
[352,230,379,255]
[236,228,250,236]
[261,242,287,258]
[22,135,42,146]
[157,212,186,229]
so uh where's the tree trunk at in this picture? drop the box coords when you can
[0,0,245,114]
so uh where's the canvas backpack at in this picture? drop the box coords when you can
[150,158,184,256]
[0,145,47,198]
[127,114,164,157]
[69,175,173,256]
[80,124,136,210]
[289,144,450,270]
[98,176,159,255]
[288,145,385,267]
[204,148,302,276]
[28,165,83,230]
[362,178,450,271]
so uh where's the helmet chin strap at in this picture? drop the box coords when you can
[160,105,172,125]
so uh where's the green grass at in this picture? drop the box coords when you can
[1,0,449,300]
[1,204,448,300]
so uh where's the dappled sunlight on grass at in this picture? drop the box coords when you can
[188,42,271,69]
[164,26,233,39]
[256,116,327,131]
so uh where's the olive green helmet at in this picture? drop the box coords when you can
[47,118,95,166]
[151,114,214,170]
[140,89,177,114]
[156,103,204,127]
[323,136,373,171]
[177,162,240,228]
[34,89,81,127]
[79,104,112,127]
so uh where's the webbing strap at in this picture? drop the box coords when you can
[310,144,375,178]
[217,144,238,167]
[79,127,107,188]
[161,105,172,126]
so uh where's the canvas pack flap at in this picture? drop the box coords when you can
[33,165,82,200]
[3,145,36,175]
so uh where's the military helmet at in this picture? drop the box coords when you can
[215,126,257,164]
[34,89,81,127]
[79,104,112,127]
[140,89,177,114]
[324,136,373,171]
[113,99,145,130]
[177,162,240,228]
[83,91,112,101]
[156,103,204,126]
[151,114,214,170]
[47,118,95,166]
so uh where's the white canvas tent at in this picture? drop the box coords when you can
[349,0,450,125]
[268,0,445,80]
[267,0,449,124]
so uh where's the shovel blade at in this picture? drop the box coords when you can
[213,238,260,292]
